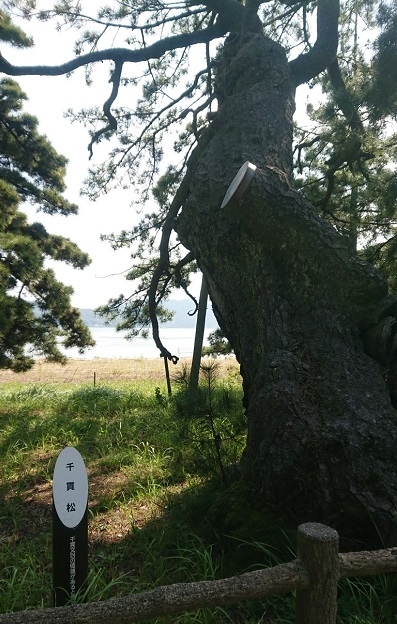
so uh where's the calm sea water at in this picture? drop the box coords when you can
[62,326,216,359]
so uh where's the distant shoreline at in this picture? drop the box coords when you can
[79,299,218,330]
[61,326,217,360]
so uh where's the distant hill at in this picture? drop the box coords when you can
[162,299,218,328]
[79,299,218,329]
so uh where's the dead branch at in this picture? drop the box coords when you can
[88,60,123,158]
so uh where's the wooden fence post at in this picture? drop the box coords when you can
[296,522,339,624]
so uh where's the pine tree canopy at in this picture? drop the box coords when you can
[0,14,94,371]
[1,0,396,355]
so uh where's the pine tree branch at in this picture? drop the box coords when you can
[0,23,227,77]
[289,0,340,86]
[203,0,245,21]
[327,59,363,131]
[148,125,215,362]
[88,60,123,159]
[173,251,199,313]
[38,7,208,32]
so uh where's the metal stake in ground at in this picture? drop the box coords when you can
[52,447,88,607]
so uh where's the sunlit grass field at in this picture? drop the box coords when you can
[1,357,397,622]
[0,356,229,386]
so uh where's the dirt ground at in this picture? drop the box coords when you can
[0,356,239,385]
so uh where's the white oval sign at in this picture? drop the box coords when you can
[53,447,88,529]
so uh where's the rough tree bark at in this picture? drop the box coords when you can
[176,32,397,543]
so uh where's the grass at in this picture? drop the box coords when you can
[1,357,397,622]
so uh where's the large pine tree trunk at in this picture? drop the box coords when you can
[176,33,397,542]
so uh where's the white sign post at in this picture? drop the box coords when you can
[52,446,88,606]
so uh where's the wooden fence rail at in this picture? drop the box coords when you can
[1,523,397,624]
